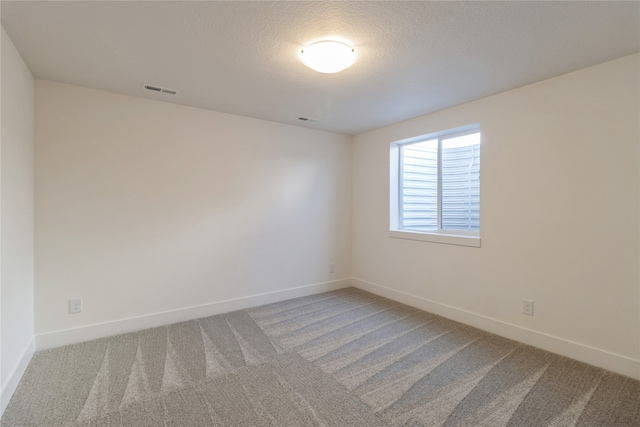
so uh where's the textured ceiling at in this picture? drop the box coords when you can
[2,1,638,135]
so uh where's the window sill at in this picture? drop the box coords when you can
[389,230,481,248]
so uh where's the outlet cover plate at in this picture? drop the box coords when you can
[69,298,82,314]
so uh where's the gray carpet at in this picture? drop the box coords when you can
[3,287,639,426]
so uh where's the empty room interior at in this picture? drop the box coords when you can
[1,1,639,426]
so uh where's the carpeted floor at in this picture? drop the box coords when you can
[3,287,639,426]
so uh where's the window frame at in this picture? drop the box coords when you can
[389,124,481,248]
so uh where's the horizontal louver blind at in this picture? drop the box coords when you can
[401,141,438,231]
[441,143,480,231]
[400,134,480,232]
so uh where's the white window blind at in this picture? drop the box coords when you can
[399,131,480,233]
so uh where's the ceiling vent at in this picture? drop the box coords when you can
[144,85,178,95]
[298,117,319,123]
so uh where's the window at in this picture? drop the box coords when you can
[390,125,481,247]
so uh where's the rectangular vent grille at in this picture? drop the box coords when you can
[144,85,177,95]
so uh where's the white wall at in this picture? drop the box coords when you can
[1,27,35,412]
[352,54,640,378]
[35,80,351,347]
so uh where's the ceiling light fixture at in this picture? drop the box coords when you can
[300,40,355,74]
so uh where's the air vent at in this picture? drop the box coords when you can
[298,117,319,123]
[144,85,177,95]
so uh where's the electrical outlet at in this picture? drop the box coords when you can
[330,263,335,274]
[523,299,534,316]
[69,298,82,314]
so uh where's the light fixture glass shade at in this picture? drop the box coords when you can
[300,41,355,74]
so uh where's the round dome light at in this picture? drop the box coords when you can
[300,41,356,74]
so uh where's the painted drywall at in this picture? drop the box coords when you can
[352,54,640,376]
[1,27,35,412]
[35,80,351,341]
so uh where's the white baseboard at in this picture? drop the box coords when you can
[1,335,36,415]
[36,278,352,351]
[353,278,640,380]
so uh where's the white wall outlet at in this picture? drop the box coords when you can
[69,298,83,314]
[523,299,534,316]
[330,263,335,273]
